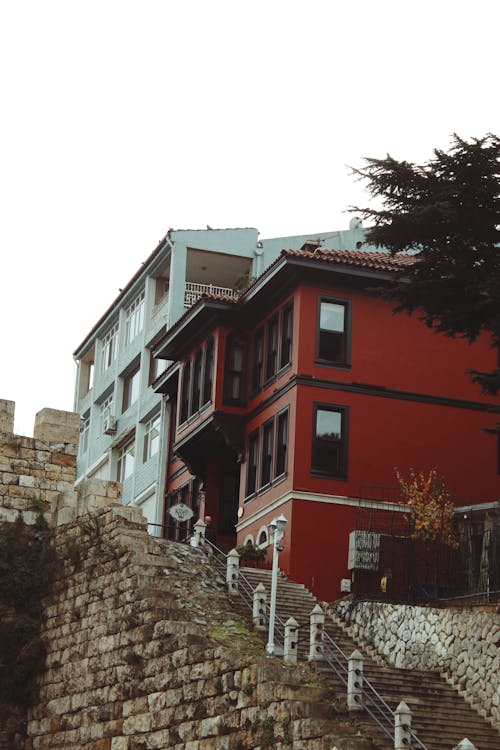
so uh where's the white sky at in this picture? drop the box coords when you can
[0,0,498,435]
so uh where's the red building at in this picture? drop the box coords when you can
[153,248,500,601]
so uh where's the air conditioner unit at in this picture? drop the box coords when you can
[103,415,117,435]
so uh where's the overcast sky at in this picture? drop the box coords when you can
[1,0,498,435]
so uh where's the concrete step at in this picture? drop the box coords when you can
[240,568,500,750]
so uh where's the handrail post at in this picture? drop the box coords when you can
[308,604,324,661]
[284,617,299,663]
[252,583,267,631]
[347,649,364,712]
[226,548,240,595]
[453,741,477,750]
[192,518,206,547]
[394,701,412,750]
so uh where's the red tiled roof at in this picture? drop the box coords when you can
[282,247,415,272]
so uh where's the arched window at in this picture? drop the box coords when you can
[202,338,214,405]
[257,527,269,549]
[191,349,202,416]
[179,360,191,424]
[223,333,247,405]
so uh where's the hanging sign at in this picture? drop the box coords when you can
[169,503,194,522]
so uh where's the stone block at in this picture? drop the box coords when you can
[34,408,80,445]
[0,399,15,433]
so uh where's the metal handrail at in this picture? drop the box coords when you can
[203,541,428,750]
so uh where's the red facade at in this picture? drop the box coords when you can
[154,249,500,600]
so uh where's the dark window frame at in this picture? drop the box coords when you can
[260,417,274,488]
[122,363,141,413]
[251,327,264,395]
[311,403,348,478]
[274,407,289,478]
[279,303,293,370]
[190,348,203,416]
[265,315,279,382]
[245,429,259,498]
[179,360,191,424]
[223,332,248,405]
[202,337,214,406]
[316,296,351,368]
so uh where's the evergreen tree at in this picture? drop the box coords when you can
[351,134,500,394]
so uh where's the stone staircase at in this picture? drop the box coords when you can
[239,567,500,750]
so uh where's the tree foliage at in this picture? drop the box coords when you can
[396,468,458,549]
[351,134,500,394]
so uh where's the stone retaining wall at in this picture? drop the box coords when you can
[331,599,500,729]
[27,506,369,750]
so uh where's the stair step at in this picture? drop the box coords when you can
[238,568,500,750]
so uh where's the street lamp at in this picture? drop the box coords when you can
[266,513,287,656]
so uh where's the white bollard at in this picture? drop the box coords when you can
[226,548,240,595]
[253,583,267,631]
[394,701,412,750]
[347,649,364,712]
[284,617,299,663]
[192,518,206,547]
[453,741,477,750]
[308,604,324,661]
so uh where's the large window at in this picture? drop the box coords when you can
[260,419,274,487]
[99,393,114,434]
[80,414,90,454]
[122,366,140,412]
[265,316,278,381]
[125,292,145,345]
[202,338,214,405]
[101,323,118,373]
[274,408,289,478]
[179,361,191,424]
[224,334,247,404]
[317,298,350,366]
[143,413,160,462]
[311,404,348,478]
[279,304,293,370]
[191,349,203,416]
[117,439,135,482]
[246,430,259,497]
[251,328,264,394]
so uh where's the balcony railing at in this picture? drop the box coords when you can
[184,282,240,308]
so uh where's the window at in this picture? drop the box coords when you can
[117,439,135,482]
[125,292,145,345]
[202,338,214,405]
[311,404,348,477]
[317,298,350,366]
[274,408,289,478]
[260,419,274,487]
[80,415,90,454]
[99,393,114,434]
[251,328,264,394]
[149,352,168,385]
[191,349,203,415]
[245,430,259,497]
[101,324,118,373]
[279,304,293,369]
[179,361,191,424]
[257,527,269,548]
[265,316,278,381]
[122,366,141,412]
[143,413,161,462]
[223,334,247,404]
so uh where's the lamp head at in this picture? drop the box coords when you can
[275,514,287,534]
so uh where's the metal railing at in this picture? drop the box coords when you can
[184,281,240,308]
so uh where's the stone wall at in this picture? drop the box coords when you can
[0,400,80,525]
[331,599,500,730]
[28,506,368,750]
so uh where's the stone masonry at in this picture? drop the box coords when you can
[1,401,371,750]
[332,599,500,731]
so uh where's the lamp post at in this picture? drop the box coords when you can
[266,513,287,656]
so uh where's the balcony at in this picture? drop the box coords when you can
[184,282,240,309]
